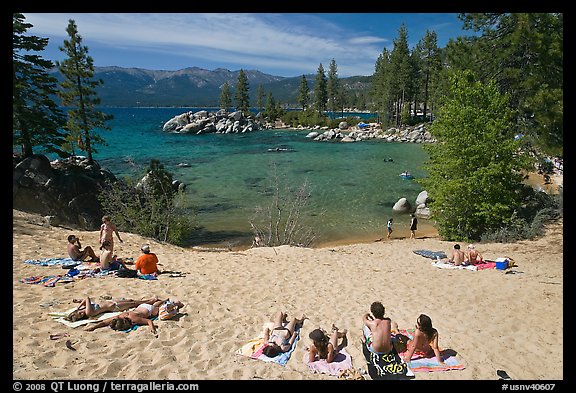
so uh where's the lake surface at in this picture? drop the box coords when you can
[79,107,431,248]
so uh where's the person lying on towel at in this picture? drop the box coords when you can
[306,325,348,363]
[262,311,307,357]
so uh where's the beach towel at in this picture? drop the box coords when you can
[23,257,75,266]
[362,340,412,380]
[413,250,447,260]
[236,322,300,366]
[431,261,478,271]
[394,329,465,372]
[50,307,122,328]
[303,348,353,376]
[20,275,74,287]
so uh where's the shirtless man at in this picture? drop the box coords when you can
[362,301,393,354]
[447,244,465,266]
[67,235,99,262]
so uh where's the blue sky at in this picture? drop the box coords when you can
[23,13,473,78]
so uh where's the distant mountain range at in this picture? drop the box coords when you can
[48,66,372,107]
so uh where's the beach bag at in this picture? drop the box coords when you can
[116,267,138,278]
[159,300,178,320]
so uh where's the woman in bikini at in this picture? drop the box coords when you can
[66,296,161,322]
[306,324,348,363]
[85,299,183,335]
[262,311,307,357]
[396,314,446,366]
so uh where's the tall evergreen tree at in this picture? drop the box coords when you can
[234,69,250,114]
[219,81,232,110]
[456,13,563,155]
[296,75,309,111]
[370,48,393,125]
[326,59,341,119]
[389,24,413,127]
[313,63,327,116]
[415,30,442,121]
[57,19,112,164]
[256,84,265,112]
[13,13,66,158]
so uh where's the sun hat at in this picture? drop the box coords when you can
[468,244,475,249]
[141,244,150,252]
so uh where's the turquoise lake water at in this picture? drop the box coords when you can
[84,107,431,248]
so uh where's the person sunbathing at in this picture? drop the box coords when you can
[85,299,184,335]
[66,296,161,322]
[262,311,307,357]
[394,314,447,366]
[465,244,483,264]
[306,324,348,363]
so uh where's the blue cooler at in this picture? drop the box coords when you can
[495,258,509,270]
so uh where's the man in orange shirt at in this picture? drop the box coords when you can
[135,244,160,275]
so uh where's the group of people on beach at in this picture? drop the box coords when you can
[66,215,160,276]
[444,243,483,266]
[260,301,445,367]
[63,215,446,368]
[386,214,418,240]
[65,295,184,335]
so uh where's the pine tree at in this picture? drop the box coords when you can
[455,13,563,155]
[57,19,112,164]
[326,59,341,119]
[415,30,442,121]
[256,84,265,112]
[13,13,66,158]
[296,75,309,111]
[389,24,413,127]
[313,63,327,116]
[234,69,250,114]
[219,82,232,110]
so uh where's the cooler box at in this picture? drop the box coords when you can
[495,258,509,270]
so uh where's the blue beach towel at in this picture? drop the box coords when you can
[413,250,447,260]
[236,323,301,366]
[24,257,76,266]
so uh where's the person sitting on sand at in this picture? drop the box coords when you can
[306,325,348,363]
[135,244,160,275]
[393,314,447,366]
[85,299,184,335]
[66,295,161,322]
[465,244,483,264]
[362,301,393,355]
[446,244,465,266]
[99,240,128,270]
[262,311,307,358]
[67,234,99,262]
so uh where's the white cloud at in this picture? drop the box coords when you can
[22,13,395,76]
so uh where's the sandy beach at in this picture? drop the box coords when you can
[12,208,563,381]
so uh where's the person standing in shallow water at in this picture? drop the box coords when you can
[410,214,418,239]
[386,218,393,240]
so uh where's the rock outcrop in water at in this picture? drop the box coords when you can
[162,109,262,134]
